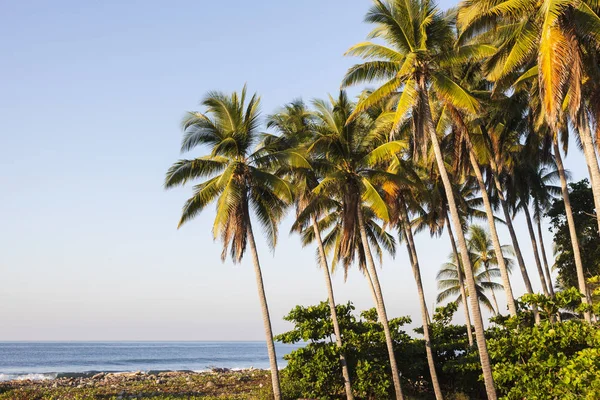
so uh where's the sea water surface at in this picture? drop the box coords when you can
[0,342,304,381]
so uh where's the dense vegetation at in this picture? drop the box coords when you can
[275,293,600,399]
[164,0,600,398]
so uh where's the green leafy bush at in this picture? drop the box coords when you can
[276,301,480,399]
[488,291,600,399]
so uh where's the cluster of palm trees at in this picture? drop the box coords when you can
[164,0,600,398]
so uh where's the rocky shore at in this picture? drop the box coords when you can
[0,368,272,399]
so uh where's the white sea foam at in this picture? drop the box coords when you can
[0,373,57,382]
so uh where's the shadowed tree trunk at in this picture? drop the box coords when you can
[312,217,355,400]
[467,147,517,316]
[246,223,282,400]
[357,210,405,400]
[553,141,592,322]
[400,200,444,400]
[446,214,474,346]
[523,206,550,296]
[537,220,555,296]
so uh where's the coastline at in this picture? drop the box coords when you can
[0,367,253,382]
[0,368,272,399]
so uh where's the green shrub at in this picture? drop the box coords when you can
[488,291,600,399]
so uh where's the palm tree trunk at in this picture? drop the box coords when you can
[421,82,497,399]
[523,206,550,296]
[312,217,355,400]
[399,201,444,400]
[357,210,405,400]
[446,214,474,347]
[467,148,517,316]
[483,262,500,315]
[553,140,592,322]
[537,219,555,296]
[579,123,600,235]
[487,161,541,324]
[487,159,535,295]
[246,224,282,400]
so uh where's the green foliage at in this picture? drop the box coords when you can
[276,301,418,399]
[276,301,483,399]
[423,303,485,398]
[547,179,600,290]
[487,292,600,399]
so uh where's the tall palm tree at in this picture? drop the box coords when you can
[307,91,409,400]
[164,87,291,399]
[264,100,355,400]
[467,225,515,314]
[436,71,519,316]
[342,1,498,396]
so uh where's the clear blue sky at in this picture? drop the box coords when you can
[0,0,589,340]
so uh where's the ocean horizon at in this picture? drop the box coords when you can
[0,341,304,381]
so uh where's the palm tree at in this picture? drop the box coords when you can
[467,225,515,314]
[308,91,408,400]
[342,1,498,396]
[164,87,291,399]
[437,250,505,315]
[264,100,355,400]
[435,69,518,316]
[457,0,600,321]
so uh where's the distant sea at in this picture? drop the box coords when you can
[0,342,304,381]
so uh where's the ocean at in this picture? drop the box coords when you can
[0,341,304,381]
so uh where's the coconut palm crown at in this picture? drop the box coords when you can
[164,86,293,262]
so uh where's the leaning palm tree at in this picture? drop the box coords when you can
[342,1,498,396]
[467,225,515,314]
[308,91,408,400]
[435,59,519,317]
[265,100,355,400]
[164,87,291,399]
